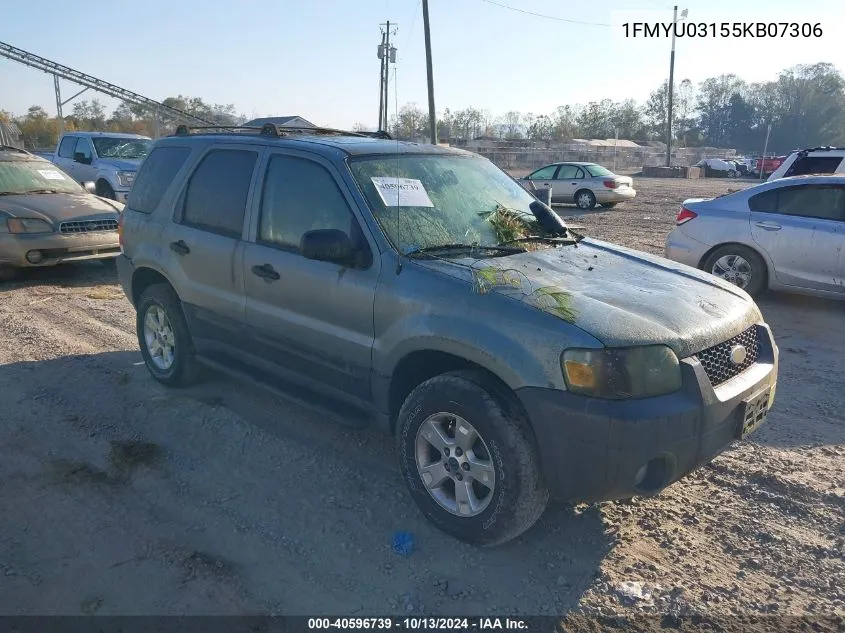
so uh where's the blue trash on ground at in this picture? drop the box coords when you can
[392,531,414,556]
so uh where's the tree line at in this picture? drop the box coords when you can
[380,62,845,154]
[3,62,843,155]
[0,96,243,149]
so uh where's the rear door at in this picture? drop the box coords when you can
[162,144,261,349]
[749,184,845,293]
[552,164,581,202]
[241,151,379,401]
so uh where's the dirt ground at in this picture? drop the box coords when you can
[0,177,843,620]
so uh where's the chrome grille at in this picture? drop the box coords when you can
[59,219,118,234]
[695,326,759,386]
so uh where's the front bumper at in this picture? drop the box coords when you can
[115,191,130,204]
[0,231,120,267]
[517,323,778,503]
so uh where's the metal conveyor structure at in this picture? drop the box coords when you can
[0,40,215,137]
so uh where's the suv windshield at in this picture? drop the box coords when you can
[349,154,550,253]
[92,137,152,159]
[0,160,84,195]
[584,164,613,177]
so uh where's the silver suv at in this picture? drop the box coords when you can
[117,124,779,546]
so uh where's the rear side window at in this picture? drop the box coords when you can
[58,137,77,158]
[129,146,191,214]
[784,156,843,177]
[749,185,845,221]
[180,149,258,237]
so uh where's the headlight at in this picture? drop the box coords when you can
[7,218,54,234]
[116,171,136,188]
[561,345,682,400]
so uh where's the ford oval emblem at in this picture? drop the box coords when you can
[729,344,747,366]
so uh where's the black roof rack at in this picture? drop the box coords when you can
[173,123,392,140]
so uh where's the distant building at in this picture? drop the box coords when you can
[242,116,316,128]
[0,120,23,148]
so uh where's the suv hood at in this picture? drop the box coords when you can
[97,157,142,171]
[417,238,762,359]
[0,192,122,222]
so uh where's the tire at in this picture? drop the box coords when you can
[396,370,549,547]
[96,180,116,200]
[136,283,203,387]
[702,245,767,297]
[574,189,596,210]
[728,170,738,179]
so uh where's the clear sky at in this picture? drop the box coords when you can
[1,0,843,128]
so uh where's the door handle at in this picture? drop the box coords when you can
[571,182,578,185]
[170,240,191,255]
[251,263,280,281]
[755,221,782,231]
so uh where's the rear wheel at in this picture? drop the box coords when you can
[396,370,548,547]
[574,189,596,210]
[702,245,766,296]
[136,283,203,387]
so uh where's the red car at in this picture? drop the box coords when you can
[753,156,785,177]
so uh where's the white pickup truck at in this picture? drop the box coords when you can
[51,132,152,202]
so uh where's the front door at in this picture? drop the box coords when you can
[749,183,845,293]
[525,164,559,198]
[72,137,97,184]
[242,151,379,402]
[162,145,261,347]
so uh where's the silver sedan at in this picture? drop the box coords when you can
[520,162,636,210]
[665,175,845,300]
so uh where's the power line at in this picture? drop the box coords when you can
[404,0,422,49]
[478,0,614,26]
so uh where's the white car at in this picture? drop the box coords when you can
[767,147,845,181]
[695,158,740,179]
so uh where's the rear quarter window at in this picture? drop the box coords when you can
[784,155,843,177]
[129,146,192,214]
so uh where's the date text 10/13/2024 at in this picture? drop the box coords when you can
[307,618,531,630]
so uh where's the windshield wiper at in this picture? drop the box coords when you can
[22,189,60,194]
[406,243,526,258]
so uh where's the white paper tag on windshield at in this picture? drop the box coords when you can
[371,177,434,207]
[37,169,66,181]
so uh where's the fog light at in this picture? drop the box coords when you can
[26,250,44,264]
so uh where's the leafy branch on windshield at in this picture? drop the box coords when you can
[469,262,578,324]
[479,204,544,247]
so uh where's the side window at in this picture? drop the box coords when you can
[574,167,586,179]
[181,149,258,237]
[74,138,93,162]
[776,185,845,221]
[748,189,779,213]
[529,165,557,180]
[784,156,842,177]
[129,146,192,214]
[556,165,578,179]
[58,137,77,159]
[258,155,361,253]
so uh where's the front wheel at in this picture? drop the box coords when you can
[574,189,597,210]
[396,371,549,547]
[136,283,203,387]
[702,245,766,296]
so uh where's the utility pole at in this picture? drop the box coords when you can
[378,21,398,131]
[377,30,386,130]
[422,0,437,145]
[759,123,772,180]
[666,6,688,167]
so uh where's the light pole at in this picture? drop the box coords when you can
[422,0,437,145]
[665,6,688,167]
[759,123,772,180]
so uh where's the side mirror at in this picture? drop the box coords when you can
[300,229,355,266]
[74,152,91,165]
[82,181,96,194]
